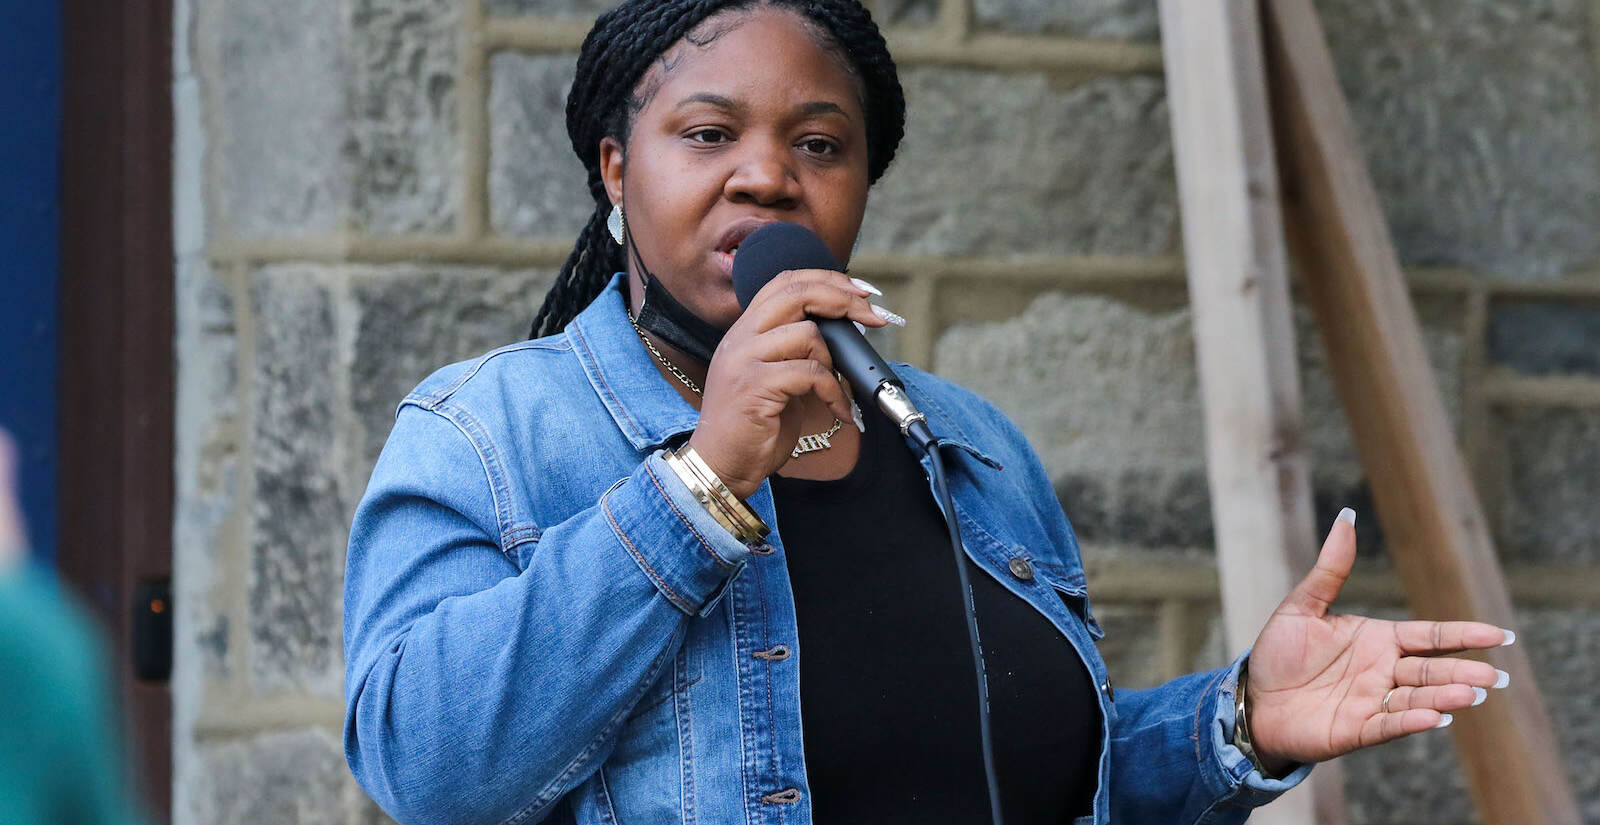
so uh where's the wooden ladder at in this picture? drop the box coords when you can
[1158,1,1580,822]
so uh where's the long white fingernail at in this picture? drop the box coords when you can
[1434,713,1453,729]
[1500,629,1516,646]
[1337,507,1356,526]
[854,321,867,335]
[850,277,883,296]
[1471,687,1487,706]
[1493,669,1510,689]
[872,304,907,326]
[850,398,865,433]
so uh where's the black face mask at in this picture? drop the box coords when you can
[628,230,728,364]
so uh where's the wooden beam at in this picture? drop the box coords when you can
[1260,1,1580,822]
[1156,1,1344,821]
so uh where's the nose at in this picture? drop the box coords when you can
[723,137,801,208]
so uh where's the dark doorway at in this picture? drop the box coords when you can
[58,0,176,818]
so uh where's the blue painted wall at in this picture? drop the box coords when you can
[0,1,62,563]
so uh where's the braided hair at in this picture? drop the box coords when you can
[528,0,906,339]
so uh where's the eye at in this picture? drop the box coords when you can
[799,137,839,156]
[687,127,731,145]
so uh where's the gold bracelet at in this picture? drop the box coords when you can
[661,445,769,546]
[677,445,769,544]
[1234,660,1282,779]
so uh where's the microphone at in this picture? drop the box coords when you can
[731,223,930,443]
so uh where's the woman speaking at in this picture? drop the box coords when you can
[342,1,1514,823]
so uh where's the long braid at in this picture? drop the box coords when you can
[529,0,905,339]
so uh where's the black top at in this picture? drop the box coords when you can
[771,418,1101,824]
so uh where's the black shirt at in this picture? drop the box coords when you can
[771,418,1101,824]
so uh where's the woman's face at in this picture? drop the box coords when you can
[599,7,872,328]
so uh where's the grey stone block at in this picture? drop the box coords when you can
[858,70,1177,258]
[489,52,594,241]
[206,0,458,238]
[483,0,937,26]
[872,0,940,27]
[485,0,617,17]
[1316,0,1600,279]
[1497,407,1600,564]
[349,0,460,234]
[250,270,348,697]
[208,0,352,236]
[1090,601,1163,690]
[350,267,556,473]
[974,0,1158,41]
[175,258,241,680]
[1489,301,1600,377]
[1341,720,1477,825]
[190,728,350,825]
[1519,607,1600,823]
[934,292,1462,554]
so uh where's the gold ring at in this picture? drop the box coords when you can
[1382,687,1399,714]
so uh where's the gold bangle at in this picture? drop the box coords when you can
[662,450,740,538]
[662,445,769,546]
[677,445,769,544]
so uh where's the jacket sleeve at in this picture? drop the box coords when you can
[342,403,750,825]
[1108,654,1313,824]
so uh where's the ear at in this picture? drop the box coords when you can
[599,136,626,207]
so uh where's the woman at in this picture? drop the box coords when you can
[343,2,1513,823]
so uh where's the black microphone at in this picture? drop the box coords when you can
[731,222,930,443]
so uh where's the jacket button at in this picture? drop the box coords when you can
[1007,557,1034,581]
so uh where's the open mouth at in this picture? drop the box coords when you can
[715,218,777,259]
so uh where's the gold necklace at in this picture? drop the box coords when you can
[629,312,841,458]
[630,313,703,395]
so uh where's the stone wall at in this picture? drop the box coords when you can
[170,0,1600,823]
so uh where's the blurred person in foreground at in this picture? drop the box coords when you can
[342,2,1517,823]
[0,430,144,825]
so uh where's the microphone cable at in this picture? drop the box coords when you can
[904,419,1005,825]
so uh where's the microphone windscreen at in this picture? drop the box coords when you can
[731,222,841,310]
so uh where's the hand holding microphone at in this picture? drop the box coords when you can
[686,232,890,500]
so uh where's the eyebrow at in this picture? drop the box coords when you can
[674,92,743,113]
[672,93,851,120]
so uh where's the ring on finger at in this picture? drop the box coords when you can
[1382,687,1399,714]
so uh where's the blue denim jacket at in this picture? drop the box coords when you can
[343,274,1309,825]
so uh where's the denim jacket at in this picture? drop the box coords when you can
[343,274,1310,825]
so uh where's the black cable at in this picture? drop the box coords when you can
[905,419,1004,825]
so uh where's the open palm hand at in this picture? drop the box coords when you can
[1245,510,1512,770]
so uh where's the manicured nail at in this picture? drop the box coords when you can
[850,277,883,296]
[1337,507,1356,526]
[1434,713,1453,729]
[1500,629,1516,646]
[1471,687,1487,706]
[872,305,907,326]
[850,399,865,433]
[1493,669,1510,689]
[853,321,867,335]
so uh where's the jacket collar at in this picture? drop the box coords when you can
[566,274,703,452]
[566,273,999,469]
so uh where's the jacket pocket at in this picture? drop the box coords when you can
[1051,581,1106,641]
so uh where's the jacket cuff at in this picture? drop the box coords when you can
[601,451,751,617]
[1206,652,1314,806]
